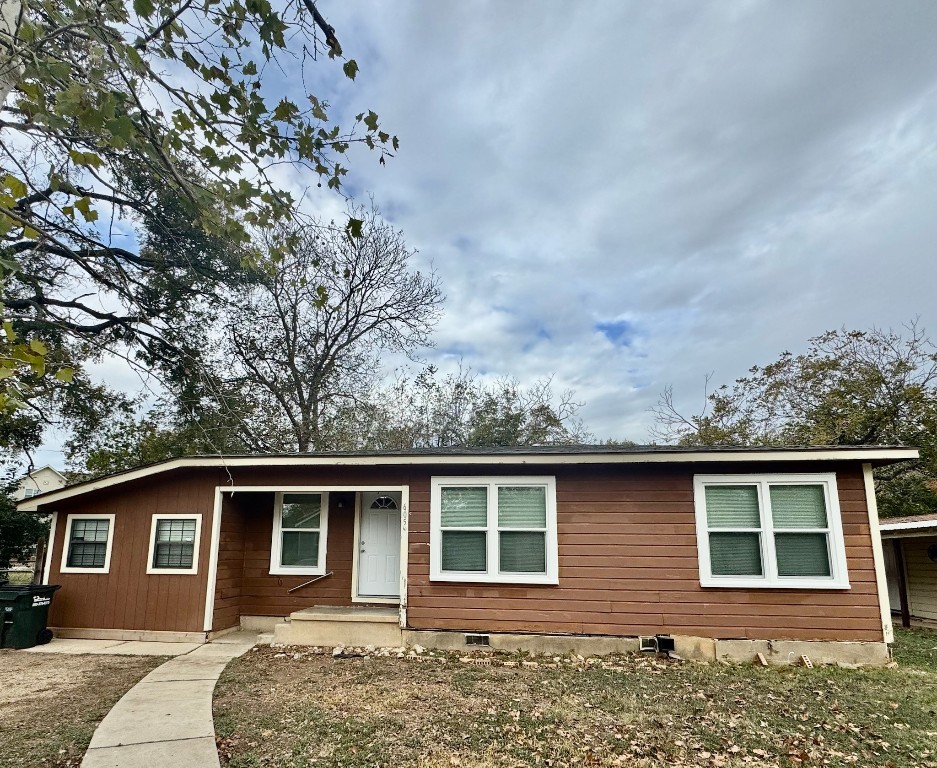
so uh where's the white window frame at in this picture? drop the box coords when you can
[693,473,850,589]
[430,476,558,585]
[60,513,116,574]
[146,514,202,575]
[269,491,329,576]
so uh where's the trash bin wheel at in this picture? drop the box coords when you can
[36,628,53,645]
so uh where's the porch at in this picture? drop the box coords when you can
[271,604,402,647]
[210,485,407,635]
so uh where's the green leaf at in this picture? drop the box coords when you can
[345,216,364,240]
[133,0,156,20]
[3,320,16,342]
[29,339,47,355]
[363,110,379,132]
[3,175,27,199]
[343,59,358,81]
[73,197,99,223]
[242,60,257,76]
[55,367,74,383]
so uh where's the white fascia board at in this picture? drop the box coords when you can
[24,448,920,510]
[879,520,937,533]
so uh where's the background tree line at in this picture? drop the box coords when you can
[652,322,937,519]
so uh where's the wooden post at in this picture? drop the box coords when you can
[892,539,911,629]
[32,535,46,585]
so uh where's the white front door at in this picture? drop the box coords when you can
[358,492,401,598]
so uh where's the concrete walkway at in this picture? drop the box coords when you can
[23,638,202,656]
[81,632,259,768]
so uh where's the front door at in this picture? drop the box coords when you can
[358,492,401,598]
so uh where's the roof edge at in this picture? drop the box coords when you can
[20,446,920,511]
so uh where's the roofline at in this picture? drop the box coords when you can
[22,465,67,481]
[879,519,937,532]
[20,447,919,510]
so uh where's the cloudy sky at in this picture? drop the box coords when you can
[32,0,937,465]
[316,0,937,441]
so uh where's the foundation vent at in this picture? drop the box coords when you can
[638,636,657,652]
[465,633,490,646]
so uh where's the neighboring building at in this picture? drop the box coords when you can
[14,466,67,510]
[19,446,917,665]
[880,513,937,629]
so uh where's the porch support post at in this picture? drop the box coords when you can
[399,486,409,629]
[863,463,894,643]
[202,487,224,633]
[892,539,912,629]
[41,512,57,585]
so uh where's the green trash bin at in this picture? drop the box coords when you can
[0,584,61,649]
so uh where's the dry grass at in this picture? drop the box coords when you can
[214,630,937,768]
[0,651,165,768]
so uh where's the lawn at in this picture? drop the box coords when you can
[0,652,165,768]
[214,629,937,768]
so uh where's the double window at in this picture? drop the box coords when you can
[430,477,558,584]
[270,492,329,575]
[693,474,849,589]
[61,514,115,574]
[147,515,202,575]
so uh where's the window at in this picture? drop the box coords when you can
[147,515,202,575]
[270,492,329,575]
[23,488,38,498]
[693,474,849,589]
[430,477,558,584]
[61,514,115,574]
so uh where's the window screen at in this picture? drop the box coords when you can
[67,518,110,568]
[153,518,197,569]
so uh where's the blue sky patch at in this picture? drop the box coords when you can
[596,319,637,348]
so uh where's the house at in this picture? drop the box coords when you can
[14,465,67,510]
[20,445,917,665]
[880,513,937,629]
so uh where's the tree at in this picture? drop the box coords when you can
[360,367,593,450]
[186,204,443,452]
[0,478,47,571]
[1,0,394,418]
[652,323,937,517]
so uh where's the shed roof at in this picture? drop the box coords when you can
[879,512,937,535]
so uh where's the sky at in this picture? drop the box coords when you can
[31,0,937,465]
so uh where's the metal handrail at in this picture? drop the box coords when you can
[287,570,334,593]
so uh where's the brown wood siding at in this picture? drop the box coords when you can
[406,462,886,643]
[46,472,217,633]
[230,490,359,621]
[43,460,885,642]
[211,494,247,632]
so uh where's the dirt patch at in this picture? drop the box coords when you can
[0,651,166,768]
[214,634,937,768]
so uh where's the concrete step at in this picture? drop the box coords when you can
[272,605,402,647]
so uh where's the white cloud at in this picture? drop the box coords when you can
[34,0,937,465]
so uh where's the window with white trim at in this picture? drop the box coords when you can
[147,514,202,575]
[430,477,558,584]
[270,492,329,575]
[693,474,850,589]
[61,514,116,574]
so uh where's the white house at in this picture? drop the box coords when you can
[14,466,67,511]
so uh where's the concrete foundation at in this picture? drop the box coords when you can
[239,615,284,632]
[401,629,889,666]
[714,638,891,666]
[402,629,641,656]
[272,605,403,647]
[51,627,207,643]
